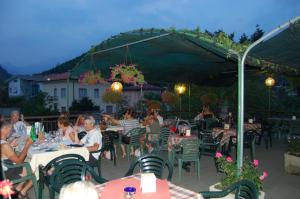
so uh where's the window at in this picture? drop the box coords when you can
[79,88,87,98]
[9,88,12,94]
[106,105,113,114]
[54,88,57,97]
[61,88,66,98]
[61,106,66,112]
[94,88,99,98]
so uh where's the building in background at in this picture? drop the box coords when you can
[7,73,164,113]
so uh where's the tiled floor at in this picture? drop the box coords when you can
[29,139,300,199]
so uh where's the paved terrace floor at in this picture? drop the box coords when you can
[30,139,300,199]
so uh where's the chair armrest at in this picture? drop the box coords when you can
[4,161,32,175]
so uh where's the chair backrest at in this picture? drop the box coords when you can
[128,127,145,145]
[244,130,257,146]
[214,132,224,144]
[45,155,106,193]
[200,179,259,199]
[125,154,173,181]
[181,138,199,160]
[205,118,219,130]
[159,127,171,146]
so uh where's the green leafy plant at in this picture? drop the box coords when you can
[215,152,267,191]
[287,139,300,157]
[102,89,122,104]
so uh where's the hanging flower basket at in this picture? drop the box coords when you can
[111,64,145,85]
[79,70,106,85]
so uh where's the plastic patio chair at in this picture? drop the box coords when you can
[199,131,223,172]
[175,138,200,181]
[2,161,39,199]
[200,179,259,199]
[38,154,107,199]
[229,130,258,161]
[89,130,117,176]
[124,127,146,161]
[124,153,173,181]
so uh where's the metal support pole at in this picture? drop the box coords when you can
[268,87,271,117]
[188,84,191,118]
[179,96,182,119]
[237,56,244,176]
[239,16,299,176]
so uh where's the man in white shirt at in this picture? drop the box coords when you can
[72,116,102,166]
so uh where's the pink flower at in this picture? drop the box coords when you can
[263,171,268,178]
[259,175,265,181]
[0,179,14,197]
[226,156,233,162]
[215,152,223,158]
[253,159,259,167]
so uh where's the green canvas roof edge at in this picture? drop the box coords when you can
[70,27,299,78]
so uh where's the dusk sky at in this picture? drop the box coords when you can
[0,0,299,74]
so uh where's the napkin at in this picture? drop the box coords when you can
[141,173,156,193]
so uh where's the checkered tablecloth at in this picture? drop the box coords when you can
[168,134,198,152]
[212,123,261,147]
[95,174,203,199]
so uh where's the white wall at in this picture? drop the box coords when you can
[41,80,115,112]
[8,78,21,96]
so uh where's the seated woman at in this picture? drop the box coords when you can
[57,117,74,142]
[71,116,102,167]
[104,108,140,158]
[194,105,215,120]
[1,121,33,198]
[74,115,85,132]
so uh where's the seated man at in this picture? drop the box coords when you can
[71,116,102,166]
[1,121,33,198]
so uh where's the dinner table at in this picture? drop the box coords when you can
[95,174,203,199]
[27,139,90,180]
[212,123,261,147]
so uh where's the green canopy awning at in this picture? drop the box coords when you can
[249,17,300,75]
[71,29,256,86]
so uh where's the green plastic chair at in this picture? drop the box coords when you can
[2,161,39,199]
[200,179,259,199]
[229,130,257,161]
[125,127,146,161]
[38,154,107,199]
[175,138,200,181]
[205,118,220,130]
[124,153,173,181]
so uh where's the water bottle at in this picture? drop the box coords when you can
[30,125,37,142]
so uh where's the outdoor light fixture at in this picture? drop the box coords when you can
[174,83,187,118]
[265,77,275,87]
[174,84,187,95]
[111,81,123,92]
[265,76,275,116]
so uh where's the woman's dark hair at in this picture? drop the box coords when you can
[126,108,136,118]
[58,117,70,127]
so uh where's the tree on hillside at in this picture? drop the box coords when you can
[239,33,250,44]
[250,24,264,43]
[69,97,99,112]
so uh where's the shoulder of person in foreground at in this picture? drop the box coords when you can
[59,181,99,199]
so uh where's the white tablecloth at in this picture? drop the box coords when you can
[28,144,89,179]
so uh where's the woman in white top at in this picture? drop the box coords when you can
[1,121,33,198]
[71,116,102,166]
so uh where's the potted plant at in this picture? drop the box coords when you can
[209,152,267,199]
[110,64,145,85]
[284,138,300,175]
[79,70,106,85]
